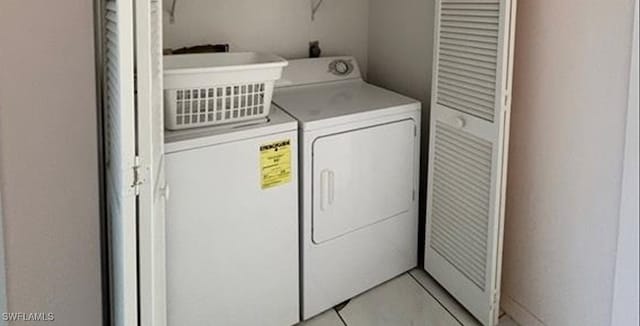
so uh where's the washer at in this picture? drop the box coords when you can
[164,107,299,326]
[273,57,421,319]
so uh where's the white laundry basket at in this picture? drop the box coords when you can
[163,52,288,130]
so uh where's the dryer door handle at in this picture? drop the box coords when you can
[320,169,335,211]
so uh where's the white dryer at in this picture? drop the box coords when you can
[273,57,421,319]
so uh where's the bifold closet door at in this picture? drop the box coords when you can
[104,0,167,325]
[424,0,517,325]
[135,0,167,326]
[103,0,137,325]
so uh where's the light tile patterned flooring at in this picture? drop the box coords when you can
[298,269,518,326]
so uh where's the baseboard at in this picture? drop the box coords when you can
[501,294,546,326]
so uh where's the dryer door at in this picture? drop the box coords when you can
[312,119,416,244]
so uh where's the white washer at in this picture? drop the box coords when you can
[164,107,299,326]
[273,57,421,319]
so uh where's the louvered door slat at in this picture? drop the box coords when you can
[432,206,487,252]
[441,26,499,38]
[438,96,494,121]
[435,151,492,188]
[431,230,485,284]
[442,10,499,17]
[439,63,496,83]
[431,123,493,290]
[431,224,487,273]
[426,0,516,325]
[432,207,488,260]
[434,164,490,203]
[436,0,501,122]
[441,21,499,31]
[440,70,496,88]
[441,39,497,52]
[442,3,499,10]
[442,15,499,24]
[439,87,495,108]
[433,184,491,224]
[441,43,497,58]
[432,193,488,238]
[434,173,489,212]
[440,55,497,72]
[439,79,495,100]
[433,179,490,222]
[441,51,497,66]
[441,32,498,45]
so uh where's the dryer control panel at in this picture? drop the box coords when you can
[276,56,362,87]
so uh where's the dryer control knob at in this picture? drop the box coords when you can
[329,59,354,76]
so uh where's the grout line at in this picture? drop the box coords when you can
[408,271,465,326]
[334,308,349,326]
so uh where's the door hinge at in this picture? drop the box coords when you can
[132,156,145,195]
[412,189,416,201]
[414,125,418,137]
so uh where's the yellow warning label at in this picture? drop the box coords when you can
[260,139,292,189]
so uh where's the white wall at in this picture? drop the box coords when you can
[367,0,435,228]
[0,1,103,325]
[611,1,639,324]
[501,0,637,325]
[367,0,434,107]
[163,0,370,75]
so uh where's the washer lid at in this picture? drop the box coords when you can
[164,106,297,153]
[272,80,420,131]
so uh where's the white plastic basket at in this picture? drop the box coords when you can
[163,52,288,130]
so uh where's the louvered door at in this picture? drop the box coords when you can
[425,1,517,325]
[136,0,167,326]
[103,1,137,325]
[104,0,167,325]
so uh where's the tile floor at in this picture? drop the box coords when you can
[297,269,519,326]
